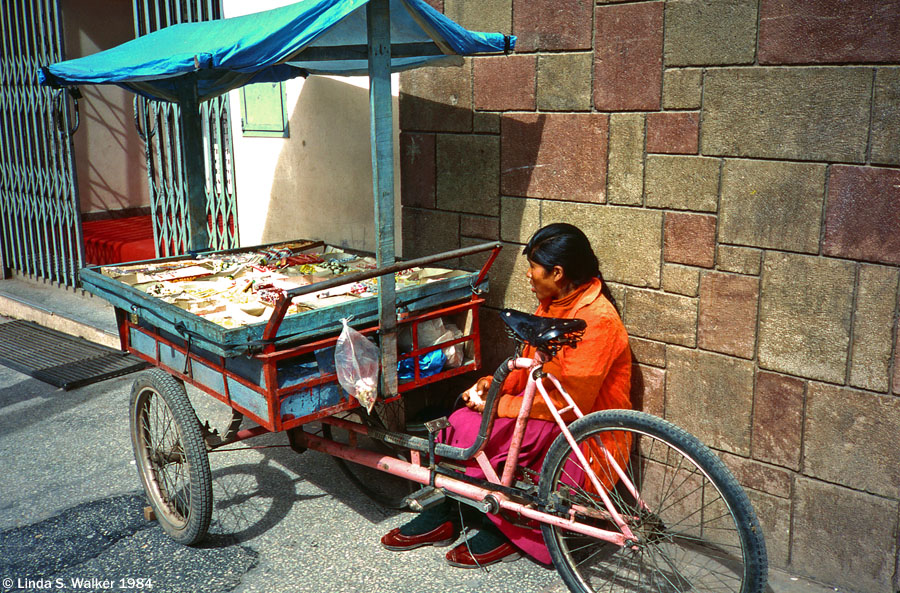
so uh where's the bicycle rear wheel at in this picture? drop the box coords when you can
[539,410,767,593]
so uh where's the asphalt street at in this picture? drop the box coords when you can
[0,335,837,593]
[0,358,572,593]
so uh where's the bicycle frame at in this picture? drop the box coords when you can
[294,350,644,548]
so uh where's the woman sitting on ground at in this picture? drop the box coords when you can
[380,222,633,568]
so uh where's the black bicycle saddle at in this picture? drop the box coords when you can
[500,309,586,353]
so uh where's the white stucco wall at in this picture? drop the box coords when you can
[224,0,402,255]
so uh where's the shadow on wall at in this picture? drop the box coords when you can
[263,76,400,254]
[75,87,148,212]
[397,90,548,268]
[61,0,149,214]
[396,89,645,415]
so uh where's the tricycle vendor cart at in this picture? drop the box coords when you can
[41,0,514,543]
[39,4,772,592]
[80,238,501,544]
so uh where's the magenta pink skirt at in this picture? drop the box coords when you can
[438,406,560,565]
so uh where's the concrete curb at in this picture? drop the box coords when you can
[0,278,120,349]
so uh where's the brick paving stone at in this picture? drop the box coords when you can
[719,159,826,253]
[759,0,900,64]
[500,113,608,202]
[758,252,854,383]
[792,477,898,593]
[399,64,473,133]
[702,67,871,162]
[436,134,500,215]
[849,264,899,392]
[646,111,699,154]
[625,289,697,347]
[751,370,804,470]
[664,0,758,66]
[662,68,703,109]
[474,55,536,112]
[664,212,716,268]
[443,0,511,35]
[632,363,665,417]
[823,165,900,265]
[871,67,900,165]
[536,53,592,111]
[400,133,435,208]
[402,208,459,259]
[665,346,754,455]
[594,2,664,111]
[607,113,645,205]
[512,0,592,51]
[645,155,719,212]
[698,272,759,358]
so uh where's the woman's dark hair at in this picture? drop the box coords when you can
[523,223,618,309]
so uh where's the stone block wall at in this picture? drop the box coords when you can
[398,1,900,591]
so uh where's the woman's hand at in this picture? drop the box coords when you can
[461,376,492,413]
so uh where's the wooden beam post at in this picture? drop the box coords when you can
[178,81,210,254]
[367,0,398,398]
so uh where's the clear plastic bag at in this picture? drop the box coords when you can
[334,318,380,412]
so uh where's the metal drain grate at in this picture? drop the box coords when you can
[0,320,147,390]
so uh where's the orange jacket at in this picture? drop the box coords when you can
[496,277,632,422]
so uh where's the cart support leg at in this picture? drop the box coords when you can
[367,0,398,398]
[178,86,210,253]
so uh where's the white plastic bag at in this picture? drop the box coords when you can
[437,322,464,368]
[416,318,464,368]
[334,318,380,412]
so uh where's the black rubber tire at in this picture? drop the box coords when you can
[539,410,767,593]
[130,369,213,545]
[323,407,416,509]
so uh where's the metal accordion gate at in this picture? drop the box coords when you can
[0,0,82,286]
[133,0,239,258]
[0,0,239,288]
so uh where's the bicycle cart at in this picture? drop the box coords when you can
[43,1,767,590]
[81,241,768,593]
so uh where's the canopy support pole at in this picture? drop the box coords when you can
[178,82,210,253]
[367,0,398,398]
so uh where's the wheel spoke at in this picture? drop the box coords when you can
[539,410,766,593]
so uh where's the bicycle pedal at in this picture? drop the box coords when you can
[404,486,447,512]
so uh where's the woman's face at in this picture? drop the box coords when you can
[526,259,563,302]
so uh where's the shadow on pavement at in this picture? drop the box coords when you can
[0,493,258,593]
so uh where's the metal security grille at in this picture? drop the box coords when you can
[0,319,147,390]
[0,0,82,286]
[133,0,239,257]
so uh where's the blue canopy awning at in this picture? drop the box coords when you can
[38,0,513,102]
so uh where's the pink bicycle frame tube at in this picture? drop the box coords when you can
[510,359,640,540]
[499,357,542,487]
[540,372,646,510]
[293,428,628,546]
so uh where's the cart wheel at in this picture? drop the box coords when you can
[323,408,416,509]
[130,369,213,545]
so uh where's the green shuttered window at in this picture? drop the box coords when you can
[239,82,289,137]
